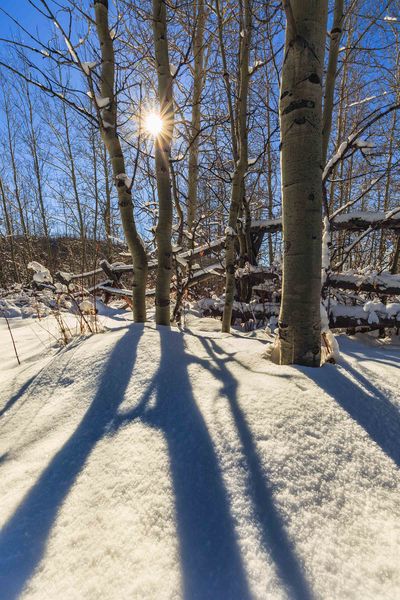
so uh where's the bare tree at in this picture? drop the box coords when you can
[221,0,252,333]
[152,0,175,325]
[273,0,328,366]
[94,0,148,322]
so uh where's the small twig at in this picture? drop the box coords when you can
[1,308,20,365]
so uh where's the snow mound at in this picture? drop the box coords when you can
[0,319,400,599]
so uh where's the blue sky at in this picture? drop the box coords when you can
[0,1,49,38]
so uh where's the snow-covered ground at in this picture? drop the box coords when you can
[1,309,400,600]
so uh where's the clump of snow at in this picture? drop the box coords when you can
[64,37,78,63]
[321,217,330,285]
[28,261,53,285]
[347,91,387,108]
[79,300,95,314]
[363,300,386,314]
[225,226,236,236]
[248,60,264,75]
[115,173,132,189]
[81,61,96,75]
[386,303,400,318]
[87,92,110,108]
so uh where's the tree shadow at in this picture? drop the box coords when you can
[1,325,323,600]
[301,359,400,468]
[117,327,253,600]
[1,341,84,424]
[1,326,253,600]
[0,374,37,419]
[336,336,400,369]
[0,325,144,600]
[199,337,315,600]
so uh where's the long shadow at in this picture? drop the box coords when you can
[303,359,400,468]
[0,325,144,599]
[0,375,37,419]
[200,337,314,600]
[1,342,83,424]
[337,337,400,369]
[137,328,252,600]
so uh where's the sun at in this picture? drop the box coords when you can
[143,112,163,137]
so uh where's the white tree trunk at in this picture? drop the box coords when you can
[187,0,206,231]
[275,0,328,366]
[221,0,251,333]
[94,0,148,323]
[322,0,344,166]
[153,0,175,325]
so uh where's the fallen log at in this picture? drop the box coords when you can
[251,210,400,235]
[327,272,400,296]
[198,300,400,330]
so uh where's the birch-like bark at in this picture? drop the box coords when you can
[266,81,275,264]
[221,0,251,333]
[102,146,113,260]
[275,0,328,366]
[187,0,206,231]
[152,0,174,325]
[94,0,148,322]
[322,0,344,166]
[215,0,239,162]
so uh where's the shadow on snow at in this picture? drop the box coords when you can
[302,356,400,469]
[0,326,144,599]
[1,325,317,600]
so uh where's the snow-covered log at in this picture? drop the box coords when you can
[327,272,400,295]
[56,268,103,283]
[250,210,400,235]
[330,209,400,231]
[235,264,280,282]
[198,298,400,331]
[199,299,280,321]
[329,303,400,330]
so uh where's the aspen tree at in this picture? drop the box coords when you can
[274,0,328,366]
[187,0,206,232]
[94,0,148,322]
[322,0,344,166]
[221,0,251,333]
[152,0,175,326]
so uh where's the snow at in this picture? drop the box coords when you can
[28,262,53,285]
[347,91,388,108]
[363,300,387,314]
[1,312,400,600]
[225,226,236,236]
[248,61,264,76]
[87,92,110,109]
[333,209,400,223]
[321,217,330,286]
[115,173,132,189]
[82,61,96,75]
[64,37,78,63]
[323,134,374,180]
[329,269,400,295]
